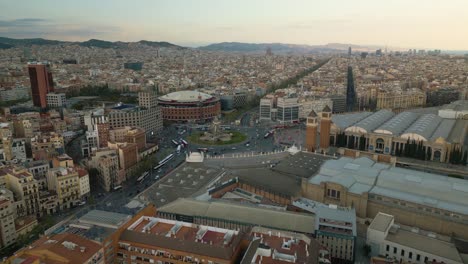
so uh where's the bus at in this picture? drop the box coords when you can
[172,140,179,146]
[180,139,188,146]
[153,163,164,171]
[159,154,174,165]
[137,171,149,183]
[197,147,208,152]
[176,145,182,154]
[264,130,275,139]
[113,185,122,191]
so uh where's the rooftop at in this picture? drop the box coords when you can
[121,216,241,260]
[308,157,468,216]
[159,198,316,234]
[158,90,214,103]
[17,233,102,264]
[78,210,131,229]
[368,212,394,233]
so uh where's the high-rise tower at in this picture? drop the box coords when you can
[346,66,356,112]
[320,105,332,150]
[28,62,54,109]
[305,110,318,152]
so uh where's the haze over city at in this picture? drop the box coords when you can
[1,0,468,50]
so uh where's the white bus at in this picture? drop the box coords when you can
[158,154,174,165]
[176,145,182,154]
[113,185,122,191]
[172,140,179,146]
[181,139,188,146]
[137,171,149,183]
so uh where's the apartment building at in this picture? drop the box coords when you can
[108,142,139,173]
[6,233,104,264]
[0,188,17,248]
[47,167,81,210]
[87,149,123,192]
[0,165,40,217]
[109,126,146,151]
[117,216,244,264]
[31,132,65,161]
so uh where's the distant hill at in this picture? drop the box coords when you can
[0,42,14,49]
[0,37,183,49]
[198,42,386,54]
[0,37,64,46]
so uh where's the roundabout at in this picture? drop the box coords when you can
[187,130,247,146]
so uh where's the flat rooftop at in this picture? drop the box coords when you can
[272,152,332,178]
[79,210,131,229]
[121,216,242,260]
[368,212,394,233]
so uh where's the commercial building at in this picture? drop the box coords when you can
[28,62,54,109]
[376,90,426,111]
[6,233,104,264]
[117,216,244,264]
[329,95,346,113]
[108,92,162,137]
[367,212,463,264]
[259,97,274,120]
[302,156,468,240]
[277,97,299,123]
[314,205,356,263]
[109,126,146,151]
[46,92,67,108]
[158,90,221,122]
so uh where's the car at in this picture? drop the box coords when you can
[155,175,160,180]
[231,147,237,150]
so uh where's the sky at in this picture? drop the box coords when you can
[1,0,468,50]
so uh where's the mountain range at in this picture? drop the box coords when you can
[198,42,389,54]
[0,37,183,49]
[0,36,403,54]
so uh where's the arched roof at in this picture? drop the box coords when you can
[374,112,420,135]
[345,110,394,134]
[400,114,442,141]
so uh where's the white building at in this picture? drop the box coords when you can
[277,97,299,123]
[46,93,67,108]
[367,212,463,264]
[438,100,468,119]
[11,139,27,162]
[259,98,274,120]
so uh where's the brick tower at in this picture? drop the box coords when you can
[320,105,332,150]
[305,110,318,152]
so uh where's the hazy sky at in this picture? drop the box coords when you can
[1,0,468,50]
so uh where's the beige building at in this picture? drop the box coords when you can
[1,165,40,217]
[47,167,81,210]
[87,149,124,192]
[302,157,468,240]
[376,90,426,111]
[108,141,139,173]
[109,126,146,151]
[31,132,65,161]
[0,188,17,248]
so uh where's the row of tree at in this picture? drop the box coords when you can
[268,58,331,93]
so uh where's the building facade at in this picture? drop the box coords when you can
[158,91,221,122]
[28,62,54,109]
[46,92,67,108]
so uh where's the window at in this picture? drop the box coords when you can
[409,252,413,259]
[416,254,420,261]
[401,249,405,256]
[393,247,397,254]
[386,245,389,252]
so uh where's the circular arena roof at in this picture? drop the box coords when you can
[158,91,213,103]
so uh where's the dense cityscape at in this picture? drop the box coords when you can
[1,2,468,264]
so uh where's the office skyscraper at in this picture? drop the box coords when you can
[28,62,54,109]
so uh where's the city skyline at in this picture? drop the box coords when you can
[1,0,468,50]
